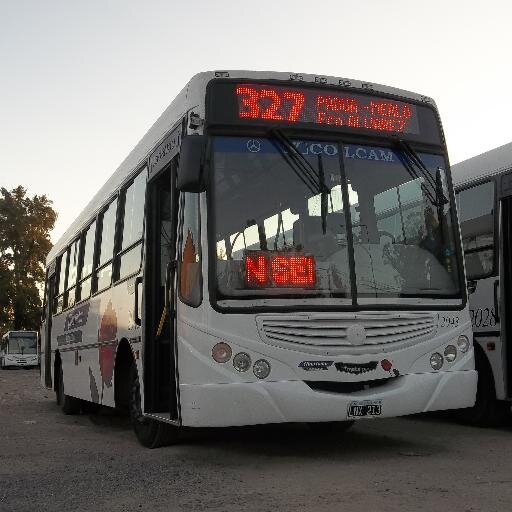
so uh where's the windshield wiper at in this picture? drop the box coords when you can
[394,139,448,207]
[269,129,330,233]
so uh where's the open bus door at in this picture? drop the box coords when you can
[143,158,180,422]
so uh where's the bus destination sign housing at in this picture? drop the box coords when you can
[206,80,442,144]
[236,83,420,135]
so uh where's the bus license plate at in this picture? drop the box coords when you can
[348,400,382,418]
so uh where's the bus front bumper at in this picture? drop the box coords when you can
[179,369,477,427]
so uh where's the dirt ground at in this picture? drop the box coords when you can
[1,369,512,512]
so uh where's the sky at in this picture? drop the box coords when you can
[1,0,511,243]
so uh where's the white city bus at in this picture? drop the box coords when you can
[1,331,39,369]
[452,142,512,425]
[41,71,477,447]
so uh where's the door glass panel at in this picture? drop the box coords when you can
[456,181,494,278]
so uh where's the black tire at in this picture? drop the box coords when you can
[308,421,355,434]
[55,363,81,415]
[456,348,509,427]
[129,363,180,448]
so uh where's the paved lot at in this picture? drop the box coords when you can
[1,369,512,512]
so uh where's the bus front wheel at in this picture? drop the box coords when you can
[129,363,179,448]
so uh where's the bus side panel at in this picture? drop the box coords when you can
[99,276,143,408]
[469,276,506,399]
[51,296,103,402]
[49,273,143,407]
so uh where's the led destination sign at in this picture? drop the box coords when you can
[236,84,420,135]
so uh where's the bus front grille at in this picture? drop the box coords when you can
[256,313,436,355]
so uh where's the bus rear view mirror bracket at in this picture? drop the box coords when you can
[178,135,208,192]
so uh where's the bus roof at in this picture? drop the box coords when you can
[47,70,437,265]
[452,142,512,188]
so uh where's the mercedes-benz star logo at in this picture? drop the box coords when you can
[247,139,261,153]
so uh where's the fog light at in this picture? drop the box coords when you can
[212,342,232,363]
[430,352,444,371]
[444,345,457,363]
[253,359,271,379]
[457,335,470,353]
[233,352,251,372]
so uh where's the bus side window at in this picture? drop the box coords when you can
[115,169,146,282]
[54,252,68,314]
[94,198,118,292]
[77,220,97,301]
[41,271,48,322]
[457,181,495,279]
[179,193,201,307]
[65,238,80,309]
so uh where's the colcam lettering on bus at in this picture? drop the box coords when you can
[292,141,338,156]
[343,146,394,162]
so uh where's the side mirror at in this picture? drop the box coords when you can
[177,135,207,192]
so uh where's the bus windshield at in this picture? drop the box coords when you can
[212,136,461,304]
[8,334,37,354]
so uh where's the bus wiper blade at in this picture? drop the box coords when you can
[269,129,330,233]
[398,140,438,190]
[394,140,439,206]
[269,129,321,194]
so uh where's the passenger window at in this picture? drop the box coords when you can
[65,238,80,308]
[77,220,96,301]
[98,200,117,267]
[121,171,146,250]
[179,193,201,306]
[456,181,495,278]
[95,199,118,291]
[53,255,63,314]
[116,169,146,281]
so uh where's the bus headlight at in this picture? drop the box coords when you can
[233,352,251,372]
[253,359,271,379]
[444,345,457,363]
[430,352,444,371]
[212,343,232,363]
[457,335,470,353]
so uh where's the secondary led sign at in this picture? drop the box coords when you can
[245,252,316,288]
[236,84,420,135]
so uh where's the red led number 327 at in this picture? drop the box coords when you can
[236,86,305,121]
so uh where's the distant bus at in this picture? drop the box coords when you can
[453,142,512,425]
[1,331,39,369]
[41,70,476,447]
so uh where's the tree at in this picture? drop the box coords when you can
[0,186,57,334]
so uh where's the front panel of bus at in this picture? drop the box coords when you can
[1,332,39,368]
[175,78,476,426]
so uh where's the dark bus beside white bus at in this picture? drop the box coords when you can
[41,71,476,447]
[453,142,512,425]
